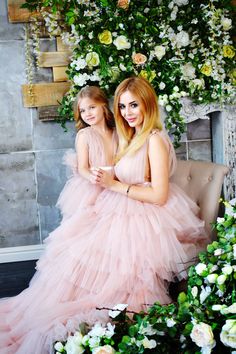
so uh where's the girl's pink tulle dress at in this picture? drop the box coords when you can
[56,126,118,221]
[0,130,209,354]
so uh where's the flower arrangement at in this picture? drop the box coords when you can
[53,199,236,353]
[22,0,235,146]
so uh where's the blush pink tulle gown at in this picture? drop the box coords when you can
[56,126,118,221]
[0,130,209,354]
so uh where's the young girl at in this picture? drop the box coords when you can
[0,78,209,354]
[56,86,117,221]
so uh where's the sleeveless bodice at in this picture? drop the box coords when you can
[76,127,117,168]
[114,130,177,185]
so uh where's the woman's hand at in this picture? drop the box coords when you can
[91,168,115,188]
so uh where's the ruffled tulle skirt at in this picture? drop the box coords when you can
[0,182,208,354]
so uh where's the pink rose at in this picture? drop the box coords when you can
[132,53,147,65]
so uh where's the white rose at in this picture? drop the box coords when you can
[92,345,115,354]
[159,82,166,90]
[88,323,106,338]
[182,62,196,80]
[222,265,233,275]
[195,263,207,275]
[54,342,64,352]
[141,336,157,349]
[221,17,232,31]
[220,320,236,349]
[65,336,85,354]
[217,274,227,285]
[190,322,215,349]
[191,286,198,298]
[176,30,189,47]
[206,274,218,284]
[154,45,166,60]
[113,35,131,50]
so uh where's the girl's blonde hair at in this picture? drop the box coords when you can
[114,76,162,161]
[73,86,114,130]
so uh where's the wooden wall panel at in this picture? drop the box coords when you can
[8,0,39,23]
[53,67,68,82]
[22,82,71,107]
[38,52,71,67]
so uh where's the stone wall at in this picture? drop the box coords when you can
[0,0,76,252]
[0,0,212,257]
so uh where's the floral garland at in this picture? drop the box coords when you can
[53,199,236,354]
[22,0,235,145]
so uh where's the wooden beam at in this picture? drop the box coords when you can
[56,37,72,52]
[38,51,72,67]
[21,82,71,107]
[38,106,61,121]
[53,67,68,82]
[7,0,39,23]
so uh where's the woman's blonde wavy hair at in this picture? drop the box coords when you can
[73,86,114,130]
[114,76,162,161]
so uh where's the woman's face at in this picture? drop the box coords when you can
[78,97,105,126]
[118,90,144,131]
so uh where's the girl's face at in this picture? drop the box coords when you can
[79,97,105,126]
[118,90,144,131]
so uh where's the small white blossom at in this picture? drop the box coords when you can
[166,318,176,327]
[191,286,198,298]
[109,304,128,318]
[195,263,207,275]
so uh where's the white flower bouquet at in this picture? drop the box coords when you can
[54,199,236,353]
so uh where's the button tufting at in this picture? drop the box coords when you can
[208,176,213,181]
[187,176,191,181]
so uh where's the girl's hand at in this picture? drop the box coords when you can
[91,168,115,188]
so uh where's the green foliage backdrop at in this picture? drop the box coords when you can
[23,0,235,145]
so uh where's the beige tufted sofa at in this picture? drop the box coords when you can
[170,159,229,239]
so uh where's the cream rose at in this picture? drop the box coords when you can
[190,322,215,349]
[132,53,147,65]
[113,35,131,50]
[221,17,232,31]
[220,320,236,349]
[141,336,157,349]
[86,52,100,67]
[154,45,166,60]
[93,345,115,354]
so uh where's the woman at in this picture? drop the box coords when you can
[0,78,209,353]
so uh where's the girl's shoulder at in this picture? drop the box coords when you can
[75,127,92,147]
